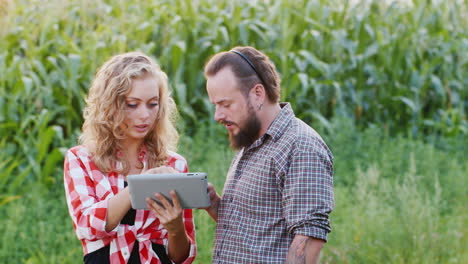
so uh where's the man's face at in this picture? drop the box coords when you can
[206,67,261,149]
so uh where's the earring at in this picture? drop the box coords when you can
[258,103,263,110]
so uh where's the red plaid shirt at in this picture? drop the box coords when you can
[64,145,196,264]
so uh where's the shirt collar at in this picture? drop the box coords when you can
[246,102,295,151]
[264,102,295,141]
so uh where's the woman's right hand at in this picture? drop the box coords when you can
[146,190,185,234]
[141,165,184,232]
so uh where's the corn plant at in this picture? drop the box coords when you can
[0,0,466,197]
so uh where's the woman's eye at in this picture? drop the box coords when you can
[126,104,138,108]
[149,102,159,107]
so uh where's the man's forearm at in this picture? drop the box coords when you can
[285,235,324,264]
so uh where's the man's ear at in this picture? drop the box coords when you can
[250,83,266,104]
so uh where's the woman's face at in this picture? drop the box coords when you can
[122,76,160,145]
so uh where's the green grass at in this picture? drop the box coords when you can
[0,186,81,263]
[0,120,466,263]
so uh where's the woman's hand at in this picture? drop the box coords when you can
[146,190,185,235]
[142,165,178,175]
[147,190,191,262]
[142,166,185,233]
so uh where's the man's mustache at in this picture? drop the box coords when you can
[220,120,237,126]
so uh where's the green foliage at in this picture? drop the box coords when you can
[320,118,467,263]
[178,129,234,263]
[0,0,466,262]
[1,0,466,198]
[0,185,82,263]
[1,0,466,135]
[325,169,466,263]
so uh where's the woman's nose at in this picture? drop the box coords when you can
[138,106,151,119]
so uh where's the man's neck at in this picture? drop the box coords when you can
[258,103,282,137]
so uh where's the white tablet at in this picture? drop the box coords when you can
[127,172,210,209]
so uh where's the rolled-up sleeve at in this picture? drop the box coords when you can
[64,149,117,241]
[283,138,334,242]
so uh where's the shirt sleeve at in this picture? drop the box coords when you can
[63,148,117,241]
[283,137,334,242]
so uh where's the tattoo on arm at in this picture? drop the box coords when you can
[285,235,323,264]
[285,236,308,263]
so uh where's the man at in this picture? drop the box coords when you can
[204,46,334,264]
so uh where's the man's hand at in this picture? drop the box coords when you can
[285,235,324,264]
[203,183,221,222]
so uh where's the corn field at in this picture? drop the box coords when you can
[0,0,467,263]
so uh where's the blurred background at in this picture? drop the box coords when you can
[0,0,466,263]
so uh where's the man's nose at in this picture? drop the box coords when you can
[214,108,225,123]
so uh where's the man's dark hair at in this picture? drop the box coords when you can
[204,46,281,103]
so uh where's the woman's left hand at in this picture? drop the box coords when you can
[146,190,185,235]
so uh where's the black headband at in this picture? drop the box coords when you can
[230,50,265,85]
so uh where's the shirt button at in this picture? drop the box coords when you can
[223,224,227,228]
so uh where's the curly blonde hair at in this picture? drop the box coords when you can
[79,52,179,175]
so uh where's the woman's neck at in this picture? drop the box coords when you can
[121,140,145,175]
[121,139,143,158]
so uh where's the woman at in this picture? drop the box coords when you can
[64,52,196,264]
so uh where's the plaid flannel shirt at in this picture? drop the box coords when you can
[64,145,196,264]
[213,103,334,264]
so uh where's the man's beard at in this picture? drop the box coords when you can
[227,105,261,150]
